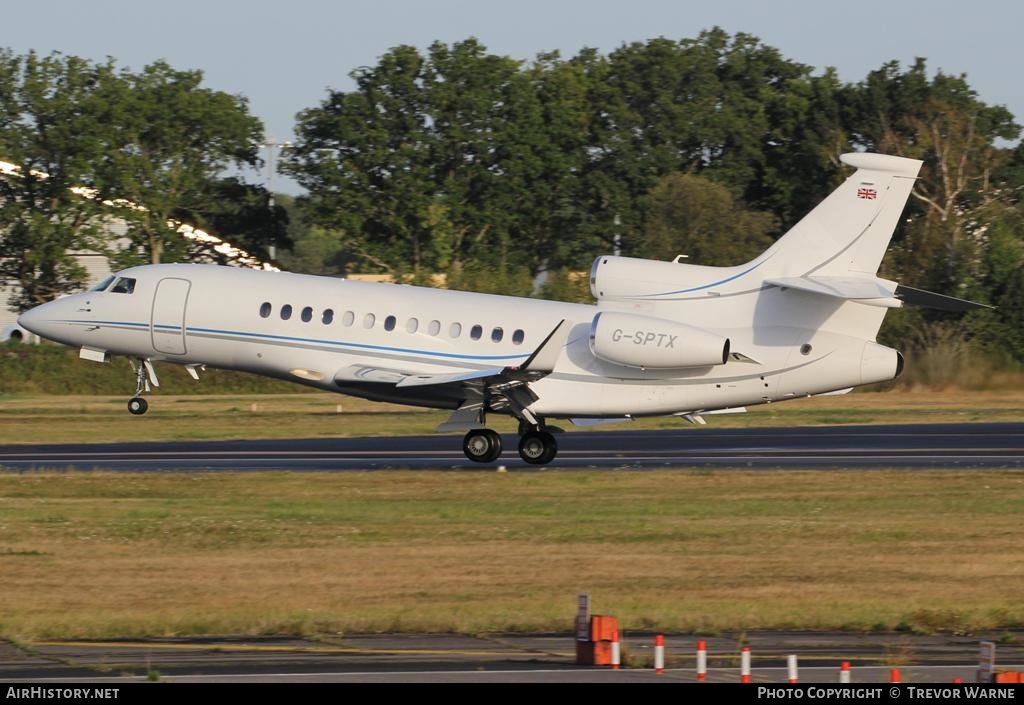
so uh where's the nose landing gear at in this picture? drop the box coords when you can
[128,396,149,415]
[127,358,153,415]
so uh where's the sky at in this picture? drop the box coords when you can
[4,0,1022,193]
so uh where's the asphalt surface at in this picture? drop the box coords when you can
[3,632,1023,683]
[0,423,1022,471]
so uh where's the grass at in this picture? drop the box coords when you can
[0,470,1023,640]
[0,389,1021,445]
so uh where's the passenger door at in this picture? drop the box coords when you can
[151,278,190,355]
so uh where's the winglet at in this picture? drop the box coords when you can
[511,319,569,373]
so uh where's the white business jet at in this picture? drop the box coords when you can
[17,153,984,464]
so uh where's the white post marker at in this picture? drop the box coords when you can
[611,628,621,670]
[978,641,996,684]
[697,640,707,682]
[787,654,798,683]
[840,661,851,683]
[741,645,751,683]
[654,634,665,674]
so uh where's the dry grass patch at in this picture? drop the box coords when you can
[1,470,1022,640]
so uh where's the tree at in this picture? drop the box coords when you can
[103,60,265,266]
[641,172,775,264]
[184,177,290,264]
[844,59,1020,291]
[284,45,434,278]
[285,40,592,286]
[0,51,117,310]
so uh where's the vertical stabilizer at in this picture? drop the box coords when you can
[762,152,922,278]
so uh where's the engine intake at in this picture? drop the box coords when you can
[589,311,730,369]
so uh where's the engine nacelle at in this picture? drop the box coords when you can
[589,311,730,369]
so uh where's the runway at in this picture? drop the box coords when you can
[0,422,1022,471]
[3,631,1022,682]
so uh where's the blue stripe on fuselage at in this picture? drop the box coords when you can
[66,319,531,363]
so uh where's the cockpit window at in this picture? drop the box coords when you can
[110,277,136,294]
[90,275,116,292]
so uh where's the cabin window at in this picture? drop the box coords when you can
[363,313,376,328]
[428,320,441,336]
[110,277,136,294]
[91,275,116,292]
[470,324,483,341]
[449,322,462,338]
[384,315,397,331]
[512,329,525,345]
[322,309,334,325]
[406,318,419,333]
[280,304,293,320]
[301,306,313,323]
[491,327,503,343]
[259,302,272,318]
[342,311,355,326]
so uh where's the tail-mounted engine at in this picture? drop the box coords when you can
[589,311,730,369]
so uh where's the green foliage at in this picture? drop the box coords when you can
[445,258,534,297]
[0,51,113,310]
[538,268,593,303]
[0,50,276,310]
[101,60,266,266]
[641,173,775,264]
[283,39,594,286]
[184,177,290,264]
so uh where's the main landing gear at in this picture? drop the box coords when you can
[463,429,502,463]
[462,426,558,465]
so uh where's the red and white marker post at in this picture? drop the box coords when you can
[741,645,752,683]
[654,634,665,674]
[788,654,799,683]
[891,668,901,683]
[697,640,707,682]
[840,661,851,683]
[611,628,621,670]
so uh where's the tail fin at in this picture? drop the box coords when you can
[762,152,922,278]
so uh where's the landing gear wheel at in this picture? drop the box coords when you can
[128,397,148,416]
[463,429,502,463]
[518,430,557,465]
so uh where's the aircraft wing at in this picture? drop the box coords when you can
[335,319,568,389]
[335,320,571,430]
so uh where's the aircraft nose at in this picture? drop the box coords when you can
[16,305,44,334]
[17,301,58,338]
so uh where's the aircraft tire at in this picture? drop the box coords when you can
[518,430,557,465]
[128,397,148,415]
[463,429,501,463]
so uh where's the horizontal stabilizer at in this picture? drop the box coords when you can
[766,276,900,307]
[894,285,993,312]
